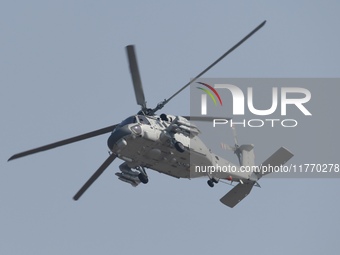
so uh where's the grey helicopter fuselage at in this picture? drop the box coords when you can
[9,21,288,207]
[107,114,250,182]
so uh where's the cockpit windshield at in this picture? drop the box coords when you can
[118,116,136,127]
[117,115,150,128]
[137,115,150,125]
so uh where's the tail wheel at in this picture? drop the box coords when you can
[174,141,185,153]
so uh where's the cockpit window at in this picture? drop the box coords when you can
[137,115,150,125]
[119,116,136,127]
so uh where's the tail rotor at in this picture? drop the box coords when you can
[220,125,242,165]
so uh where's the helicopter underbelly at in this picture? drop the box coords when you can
[112,131,210,179]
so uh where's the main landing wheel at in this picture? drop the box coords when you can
[138,173,149,184]
[207,179,214,188]
[174,141,185,153]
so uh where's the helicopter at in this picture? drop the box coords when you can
[8,20,294,208]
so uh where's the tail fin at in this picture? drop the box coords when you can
[238,144,255,167]
[220,143,255,166]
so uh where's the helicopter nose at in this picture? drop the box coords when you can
[107,126,132,150]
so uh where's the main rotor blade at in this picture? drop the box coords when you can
[8,124,117,161]
[183,116,231,122]
[151,20,266,114]
[73,153,116,201]
[126,45,146,109]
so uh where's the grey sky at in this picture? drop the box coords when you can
[1,1,339,255]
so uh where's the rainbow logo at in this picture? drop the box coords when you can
[196,82,223,106]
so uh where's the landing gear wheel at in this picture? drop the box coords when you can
[212,178,219,184]
[174,141,185,153]
[138,173,149,184]
[207,179,214,188]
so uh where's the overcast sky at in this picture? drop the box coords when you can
[1,1,339,255]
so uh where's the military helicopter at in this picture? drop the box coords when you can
[8,20,293,208]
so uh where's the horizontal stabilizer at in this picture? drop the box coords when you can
[256,147,294,178]
[220,182,255,208]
